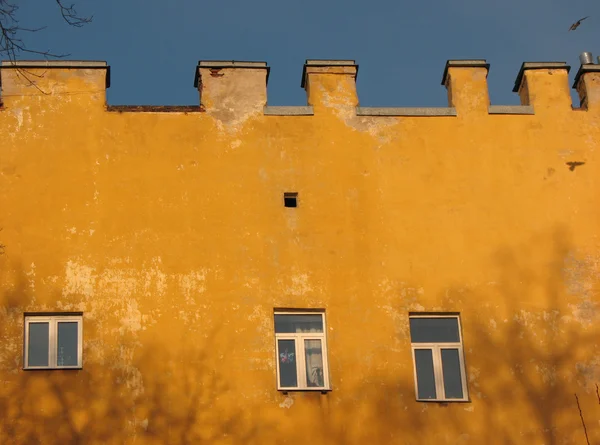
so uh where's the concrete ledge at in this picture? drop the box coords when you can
[198,61,267,69]
[488,105,534,115]
[107,105,204,113]
[264,106,314,116]
[356,107,457,116]
[1,60,107,68]
[194,60,270,88]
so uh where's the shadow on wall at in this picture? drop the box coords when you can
[0,322,271,444]
[1,227,600,444]
[308,227,600,444]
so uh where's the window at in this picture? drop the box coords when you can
[274,312,330,390]
[409,314,468,401]
[24,314,83,369]
[284,192,298,208]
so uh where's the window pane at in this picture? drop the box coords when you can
[414,349,437,399]
[57,322,79,367]
[441,349,464,399]
[410,317,460,343]
[305,339,325,388]
[28,322,49,367]
[278,339,298,387]
[274,314,323,333]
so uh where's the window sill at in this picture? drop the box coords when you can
[23,367,83,371]
[279,388,332,394]
[416,398,470,403]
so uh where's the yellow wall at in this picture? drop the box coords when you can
[1,59,600,444]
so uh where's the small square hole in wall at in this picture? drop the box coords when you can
[284,193,298,208]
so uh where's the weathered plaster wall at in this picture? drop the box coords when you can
[1,60,600,444]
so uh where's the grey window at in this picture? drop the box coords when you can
[24,315,83,369]
[410,315,468,401]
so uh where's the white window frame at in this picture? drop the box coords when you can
[409,314,468,402]
[24,314,83,370]
[274,311,330,391]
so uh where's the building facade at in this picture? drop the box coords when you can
[1,58,600,444]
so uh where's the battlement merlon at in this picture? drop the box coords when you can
[442,60,490,115]
[0,60,109,106]
[573,63,600,110]
[194,61,270,116]
[513,62,571,112]
[301,60,359,110]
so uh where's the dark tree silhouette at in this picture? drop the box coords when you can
[0,0,91,61]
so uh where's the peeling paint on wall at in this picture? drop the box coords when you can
[564,252,600,325]
[279,396,294,409]
[63,260,97,299]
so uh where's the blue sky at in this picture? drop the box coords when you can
[16,0,599,106]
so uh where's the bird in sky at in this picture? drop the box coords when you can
[569,16,589,31]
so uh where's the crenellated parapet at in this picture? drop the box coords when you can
[2,57,600,116]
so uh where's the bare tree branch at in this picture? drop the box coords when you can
[55,0,92,28]
[575,393,591,445]
[0,0,91,91]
